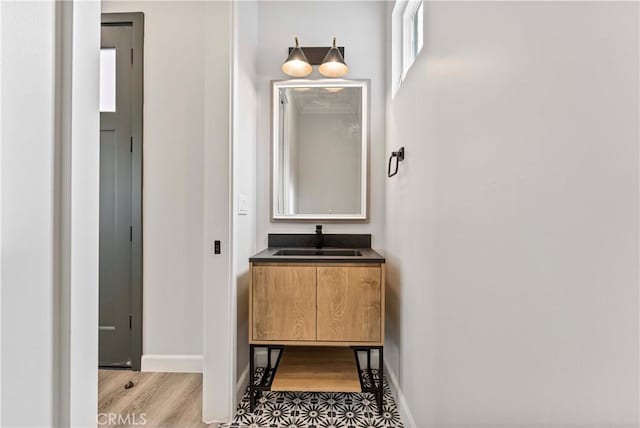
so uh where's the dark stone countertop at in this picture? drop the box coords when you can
[249,247,385,264]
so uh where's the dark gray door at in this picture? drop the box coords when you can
[99,24,134,367]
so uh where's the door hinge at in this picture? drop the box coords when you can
[130,136,133,152]
[129,314,132,329]
[131,48,133,65]
[129,226,133,242]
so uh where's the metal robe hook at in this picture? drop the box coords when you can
[387,147,405,177]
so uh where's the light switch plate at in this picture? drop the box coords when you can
[238,194,248,215]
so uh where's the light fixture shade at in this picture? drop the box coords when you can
[282,37,312,78]
[319,37,348,78]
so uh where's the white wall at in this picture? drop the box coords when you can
[385,2,639,426]
[1,1,100,426]
[201,1,234,421]
[101,1,206,363]
[256,1,387,248]
[1,3,3,422]
[65,2,101,425]
[232,0,259,394]
[1,3,58,424]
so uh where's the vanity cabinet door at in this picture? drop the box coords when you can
[317,266,382,342]
[252,265,317,341]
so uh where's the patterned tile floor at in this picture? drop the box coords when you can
[221,368,403,428]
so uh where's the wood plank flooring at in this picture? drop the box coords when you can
[98,369,210,428]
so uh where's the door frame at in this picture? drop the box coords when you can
[101,12,143,371]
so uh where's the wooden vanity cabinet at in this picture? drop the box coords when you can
[317,266,382,342]
[250,263,385,346]
[251,265,316,341]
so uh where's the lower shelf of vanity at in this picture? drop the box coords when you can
[271,347,361,392]
[249,344,385,413]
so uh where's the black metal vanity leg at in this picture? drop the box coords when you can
[367,349,374,395]
[378,347,384,414]
[249,344,255,412]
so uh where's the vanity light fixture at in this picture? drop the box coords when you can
[319,37,349,78]
[282,36,312,77]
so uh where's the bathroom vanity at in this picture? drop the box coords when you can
[247,79,385,413]
[248,233,385,412]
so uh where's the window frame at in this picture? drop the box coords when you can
[391,0,424,98]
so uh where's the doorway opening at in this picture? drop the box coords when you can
[99,12,143,370]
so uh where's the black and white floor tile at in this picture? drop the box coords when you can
[221,368,403,428]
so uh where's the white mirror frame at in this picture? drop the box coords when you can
[271,79,369,221]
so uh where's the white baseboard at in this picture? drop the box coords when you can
[141,354,203,373]
[236,364,249,402]
[384,360,416,428]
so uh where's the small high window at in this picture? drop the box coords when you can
[391,0,424,97]
[411,2,424,60]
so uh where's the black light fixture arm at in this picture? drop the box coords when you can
[288,45,345,65]
[387,147,405,177]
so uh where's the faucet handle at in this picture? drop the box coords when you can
[315,224,323,233]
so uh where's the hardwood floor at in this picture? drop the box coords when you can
[98,369,210,428]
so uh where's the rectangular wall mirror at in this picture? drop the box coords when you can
[272,80,369,220]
